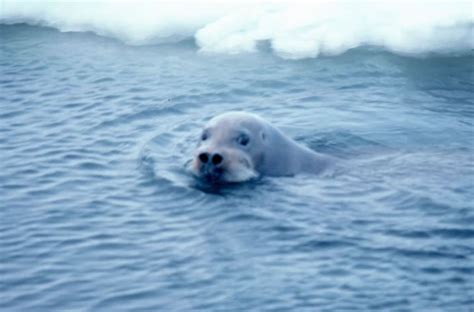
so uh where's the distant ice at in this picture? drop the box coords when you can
[1,0,472,59]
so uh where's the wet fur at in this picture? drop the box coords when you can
[192,111,331,183]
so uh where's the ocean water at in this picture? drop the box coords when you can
[1,10,474,312]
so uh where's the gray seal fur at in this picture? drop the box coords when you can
[191,111,331,183]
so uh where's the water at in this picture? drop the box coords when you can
[1,24,473,311]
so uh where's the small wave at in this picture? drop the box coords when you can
[1,0,472,59]
[295,238,355,252]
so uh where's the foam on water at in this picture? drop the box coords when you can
[1,0,472,59]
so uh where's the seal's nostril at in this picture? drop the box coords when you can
[212,153,223,166]
[199,153,209,164]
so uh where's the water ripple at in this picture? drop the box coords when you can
[1,25,473,312]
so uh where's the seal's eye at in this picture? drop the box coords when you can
[237,134,250,146]
[201,132,208,141]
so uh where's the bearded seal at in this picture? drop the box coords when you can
[191,111,331,183]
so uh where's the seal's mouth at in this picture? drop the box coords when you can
[191,151,257,184]
[201,167,224,184]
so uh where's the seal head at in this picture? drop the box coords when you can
[191,111,330,184]
[191,112,266,183]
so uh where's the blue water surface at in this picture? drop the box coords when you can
[1,25,473,311]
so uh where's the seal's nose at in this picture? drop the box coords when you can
[211,153,223,166]
[199,152,209,164]
[198,152,224,167]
